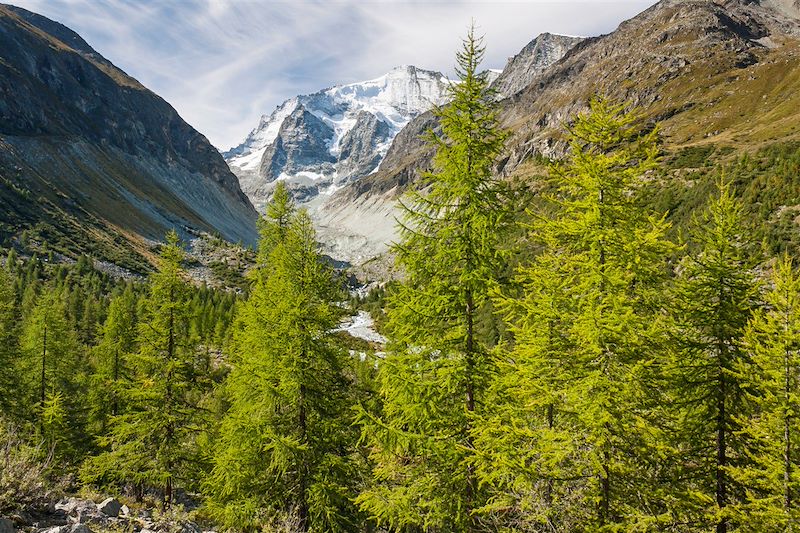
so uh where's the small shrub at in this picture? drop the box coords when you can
[0,418,65,514]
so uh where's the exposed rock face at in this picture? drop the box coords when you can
[225,65,450,210]
[492,33,584,98]
[315,0,800,266]
[259,105,336,179]
[336,111,393,181]
[0,4,258,266]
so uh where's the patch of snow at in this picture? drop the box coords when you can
[336,310,387,344]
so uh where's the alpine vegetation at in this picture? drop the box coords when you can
[6,6,800,533]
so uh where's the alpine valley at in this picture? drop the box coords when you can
[6,1,800,533]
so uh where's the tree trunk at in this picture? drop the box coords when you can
[716,365,728,533]
[298,381,309,531]
[786,341,793,530]
[112,346,119,417]
[165,288,175,509]
[465,287,477,531]
[40,323,47,408]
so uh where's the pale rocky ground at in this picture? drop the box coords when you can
[2,496,212,533]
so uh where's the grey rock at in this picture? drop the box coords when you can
[336,111,392,182]
[179,522,202,533]
[40,527,68,533]
[54,499,81,515]
[97,498,122,518]
[119,505,130,517]
[70,525,93,533]
[259,105,335,180]
[491,33,584,99]
[0,518,16,533]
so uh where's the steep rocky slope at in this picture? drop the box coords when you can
[0,4,258,269]
[492,33,585,99]
[317,0,800,264]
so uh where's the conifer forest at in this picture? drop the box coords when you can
[5,21,800,533]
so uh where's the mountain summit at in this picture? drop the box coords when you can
[224,65,451,210]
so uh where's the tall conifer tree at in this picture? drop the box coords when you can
[728,255,800,531]
[20,288,86,457]
[670,181,761,532]
[207,199,361,532]
[82,231,204,506]
[356,25,511,531]
[88,287,138,434]
[476,98,673,530]
[0,264,20,418]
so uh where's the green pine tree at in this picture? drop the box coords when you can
[82,231,205,506]
[476,98,674,530]
[19,288,86,458]
[729,255,800,531]
[669,180,762,532]
[88,287,138,434]
[0,263,20,418]
[207,205,362,532]
[356,25,511,532]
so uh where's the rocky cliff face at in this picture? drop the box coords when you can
[225,65,450,210]
[0,4,258,268]
[492,33,585,98]
[314,0,800,265]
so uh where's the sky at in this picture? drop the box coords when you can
[9,0,656,151]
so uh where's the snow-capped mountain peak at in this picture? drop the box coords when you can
[224,65,451,210]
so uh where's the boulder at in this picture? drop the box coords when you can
[0,518,16,533]
[54,499,80,515]
[97,498,121,518]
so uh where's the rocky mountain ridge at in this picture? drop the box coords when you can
[224,65,451,211]
[0,4,258,270]
[492,32,585,99]
[313,0,800,265]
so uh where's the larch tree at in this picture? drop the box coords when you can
[20,288,85,457]
[82,231,204,506]
[670,181,762,533]
[0,264,20,418]
[478,98,673,531]
[356,25,511,532]
[729,255,800,531]
[87,286,138,434]
[207,201,362,532]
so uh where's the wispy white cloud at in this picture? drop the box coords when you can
[8,0,655,149]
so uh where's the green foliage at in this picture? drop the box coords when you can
[19,288,87,458]
[207,198,364,531]
[87,287,138,434]
[667,180,762,531]
[0,265,19,416]
[356,25,512,531]
[476,98,675,531]
[729,255,800,531]
[82,231,209,506]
